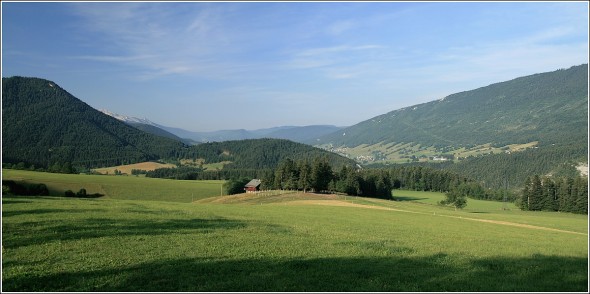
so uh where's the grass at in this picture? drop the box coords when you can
[324,141,539,164]
[2,170,587,291]
[2,169,223,202]
[2,195,587,292]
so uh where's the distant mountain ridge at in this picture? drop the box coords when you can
[98,109,192,144]
[99,109,158,126]
[100,109,344,144]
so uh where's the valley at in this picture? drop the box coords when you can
[2,2,588,292]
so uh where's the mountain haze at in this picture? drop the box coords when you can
[100,109,343,144]
[159,125,344,144]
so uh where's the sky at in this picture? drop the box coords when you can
[2,1,588,132]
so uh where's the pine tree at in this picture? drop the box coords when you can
[311,157,333,193]
[297,161,312,193]
[529,175,543,211]
[574,176,588,214]
[558,177,572,212]
[519,177,532,210]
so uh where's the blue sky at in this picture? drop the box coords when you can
[2,1,588,132]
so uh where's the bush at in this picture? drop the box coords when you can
[2,180,49,196]
[224,178,252,195]
[76,188,87,197]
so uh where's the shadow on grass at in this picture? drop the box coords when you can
[394,196,428,201]
[1,198,34,204]
[2,208,106,218]
[3,217,248,248]
[3,254,587,292]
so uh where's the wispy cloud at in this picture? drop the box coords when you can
[67,3,248,80]
[285,44,386,80]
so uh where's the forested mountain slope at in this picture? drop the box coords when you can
[318,64,588,148]
[126,122,195,145]
[2,77,186,169]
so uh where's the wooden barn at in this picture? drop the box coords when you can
[244,179,261,193]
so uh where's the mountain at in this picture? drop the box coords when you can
[160,125,344,144]
[317,64,588,149]
[2,77,186,170]
[99,109,195,144]
[268,125,344,144]
[99,110,344,144]
[99,109,157,126]
[2,77,354,172]
[314,64,588,189]
[98,110,339,144]
[126,122,190,143]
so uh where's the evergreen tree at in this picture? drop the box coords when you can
[529,175,543,211]
[311,157,333,193]
[559,178,574,212]
[297,161,313,193]
[574,176,588,214]
[518,177,532,210]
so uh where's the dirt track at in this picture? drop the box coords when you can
[287,199,587,236]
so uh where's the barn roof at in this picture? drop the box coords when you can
[244,179,261,188]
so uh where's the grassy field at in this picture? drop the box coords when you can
[2,170,588,291]
[92,161,176,175]
[2,169,223,202]
[322,141,539,164]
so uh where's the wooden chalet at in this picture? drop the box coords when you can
[244,179,261,193]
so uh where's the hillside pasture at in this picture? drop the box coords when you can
[92,161,176,175]
[201,190,587,235]
[2,193,587,292]
[324,141,541,164]
[2,169,223,202]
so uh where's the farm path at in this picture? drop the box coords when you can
[287,199,588,236]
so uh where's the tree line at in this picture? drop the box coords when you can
[518,175,588,214]
[249,157,394,199]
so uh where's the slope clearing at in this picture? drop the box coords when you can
[92,161,176,175]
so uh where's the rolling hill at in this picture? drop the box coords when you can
[175,138,356,170]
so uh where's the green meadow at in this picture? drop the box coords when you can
[2,169,223,202]
[1,170,588,291]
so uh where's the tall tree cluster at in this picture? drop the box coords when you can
[518,175,588,214]
[266,157,393,199]
[384,166,516,202]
